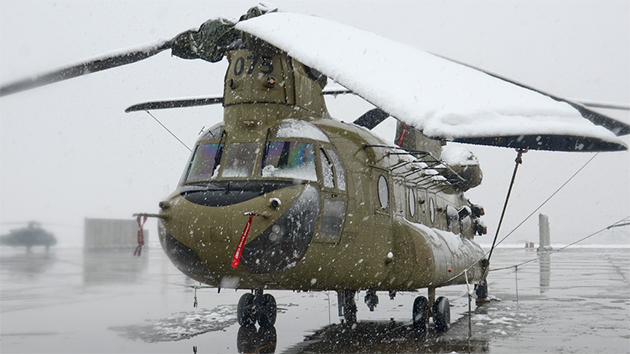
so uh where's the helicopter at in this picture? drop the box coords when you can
[1,4,628,332]
[0,222,57,253]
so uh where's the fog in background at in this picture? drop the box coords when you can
[1,0,628,247]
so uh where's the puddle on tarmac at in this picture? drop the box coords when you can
[110,305,238,342]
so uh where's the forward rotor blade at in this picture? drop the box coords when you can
[125,90,354,112]
[125,97,223,112]
[0,41,171,97]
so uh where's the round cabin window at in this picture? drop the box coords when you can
[408,188,416,217]
[446,205,459,229]
[378,175,389,210]
[429,198,436,224]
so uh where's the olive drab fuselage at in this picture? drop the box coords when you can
[157,48,487,292]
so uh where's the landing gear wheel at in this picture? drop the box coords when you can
[257,293,277,327]
[475,280,488,300]
[433,296,450,332]
[237,293,256,327]
[412,296,429,331]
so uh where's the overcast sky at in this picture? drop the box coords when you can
[1,0,628,247]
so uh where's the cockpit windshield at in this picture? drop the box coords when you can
[260,142,317,181]
[222,143,260,178]
[182,139,317,183]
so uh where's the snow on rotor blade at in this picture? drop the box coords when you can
[236,12,627,151]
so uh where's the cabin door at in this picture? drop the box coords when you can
[313,148,347,243]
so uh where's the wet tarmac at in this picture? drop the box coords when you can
[1,245,628,353]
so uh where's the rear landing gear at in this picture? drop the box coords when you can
[475,279,488,305]
[433,296,450,332]
[337,290,357,324]
[412,296,429,331]
[412,291,451,332]
[237,290,277,327]
[333,289,451,331]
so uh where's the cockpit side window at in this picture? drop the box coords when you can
[260,141,317,181]
[326,149,346,191]
[183,143,223,182]
[319,148,335,188]
[181,127,226,183]
[319,148,346,191]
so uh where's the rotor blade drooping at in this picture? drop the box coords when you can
[431,53,630,136]
[0,41,171,97]
[125,97,224,112]
[124,90,353,113]
[236,12,628,152]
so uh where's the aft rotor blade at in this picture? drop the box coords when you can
[430,53,630,136]
[573,100,630,111]
[0,41,171,97]
[125,97,224,112]
[353,108,390,130]
[237,13,629,151]
[323,89,353,96]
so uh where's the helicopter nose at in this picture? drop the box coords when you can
[241,185,319,274]
[158,223,208,282]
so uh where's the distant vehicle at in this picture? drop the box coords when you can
[1,222,57,252]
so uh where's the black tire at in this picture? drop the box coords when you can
[257,293,277,327]
[433,296,450,332]
[475,280,488,299]
[237,293,256,327]
[412,296,429,331]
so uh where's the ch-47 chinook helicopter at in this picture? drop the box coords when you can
[2,6,629,332]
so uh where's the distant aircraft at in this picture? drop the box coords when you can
[1,222,57,252]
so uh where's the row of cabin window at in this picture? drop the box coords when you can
[376,174,469,234]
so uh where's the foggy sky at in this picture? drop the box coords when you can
[1,0,628,246]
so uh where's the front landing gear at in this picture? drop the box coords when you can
[237,290,277,327]
[412,291,451,332]
[475,279,489,305]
